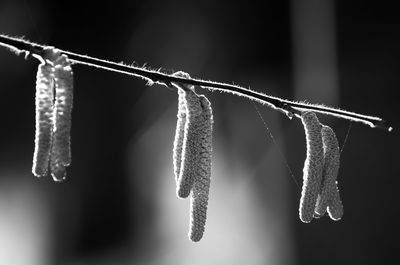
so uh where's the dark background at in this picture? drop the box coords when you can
[0,0,398,264]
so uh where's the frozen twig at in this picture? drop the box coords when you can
[0,34,392,131]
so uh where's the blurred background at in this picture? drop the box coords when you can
[0,0,398,264]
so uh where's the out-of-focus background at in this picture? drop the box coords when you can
[0,0,398,264]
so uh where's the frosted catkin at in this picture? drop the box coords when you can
[176,88,204,198]
[189,95,213,242]
[173,86,188,184]
[32,62,55,177]
[327,183,343,220]
[172,71,192,185]
[314,125,342,220]
[50,54,74,182]
[299,111,324,223]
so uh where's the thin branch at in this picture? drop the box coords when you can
[0,34,392,131]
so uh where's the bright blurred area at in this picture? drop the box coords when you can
[0,0,398,264]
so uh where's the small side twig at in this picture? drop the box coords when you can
[0,34,392,131]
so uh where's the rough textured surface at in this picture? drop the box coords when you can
[314,125,343,220]
[50,54,74,182]
[171,71,213,242]
[32,62,54,177]
[299,111,324,223]
[188,95,213,242]
[176,88,204,198]
[327,183,343,221]
[173,87,187,183]
[172,71,192,185]
[32,47,74,181]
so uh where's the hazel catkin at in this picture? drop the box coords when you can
[31,47,74,181]
[299,111,324,223]
[172,72,213,242]
[32,62,55,177]
[188,95,213,242]
[171,71,206,199]
[172,71,192,185]
[327,182,343,221]
[173,87,187,184]
[176,88,204,198]
[314,125,343,220]
[171,72,213,241]
[50,54,74,182]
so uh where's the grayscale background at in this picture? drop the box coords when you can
[0,0,398,264]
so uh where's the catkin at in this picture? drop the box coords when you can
[173,87,187,183]
[176,88,204,198]
[32,62,55,177]
[189,95,213,242]
[172,71,192,185]
[172,71,203,198]
[314,125,342,220]
[327,183,343,221]
[171,71,213,242]
[299,111,324,223]
[50,54,74,182]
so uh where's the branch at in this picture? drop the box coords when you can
[0,34,392,131]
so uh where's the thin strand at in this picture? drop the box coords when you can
[340,121,352,154]
[252,102,300,189]
[0,34,392,131]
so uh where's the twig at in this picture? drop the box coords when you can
[0,34,392,131]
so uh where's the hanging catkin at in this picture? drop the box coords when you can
[171,71,213,242]
[32,62,55,177]
[314,125,343,220]
[299,111,324,223]
[327,184,343,220]
[176,88,204,198]
[171,71,206,199]
[172,71,192,185]
[173,87,187,183]
[188,95,213,242]
[50,54,74,182]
